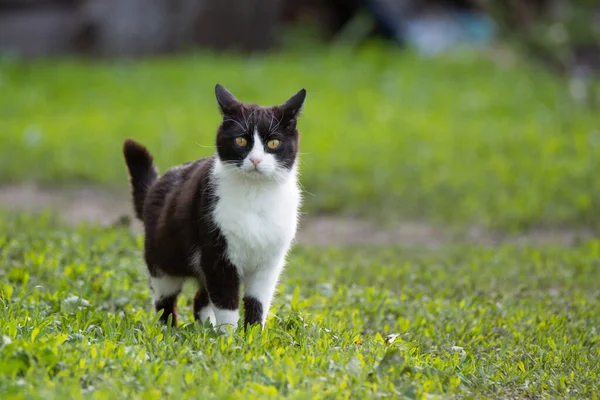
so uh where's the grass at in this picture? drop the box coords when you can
[1,44,599,230]
[1,43,599,398]
[1,214,599,399]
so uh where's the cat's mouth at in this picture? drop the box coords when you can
[239,165,262,175]
[246,168,265,176]
[241,166,276,180]
[242,164,266,174]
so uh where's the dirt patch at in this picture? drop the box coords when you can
[0,184,132,225]
[0,184,594,247]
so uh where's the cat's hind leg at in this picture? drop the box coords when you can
[194,282,215,325]
[150,274,185,327]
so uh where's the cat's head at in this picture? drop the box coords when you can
[214,84,306,181]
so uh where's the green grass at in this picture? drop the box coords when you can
[1,214,599,399]
[1,44,599,398]
[1,45,599,230]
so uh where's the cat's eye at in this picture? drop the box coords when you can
[267,139,281,149]
[235,137,248,147]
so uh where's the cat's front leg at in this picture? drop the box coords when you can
[243,262,284,328]
[203,257,241,332]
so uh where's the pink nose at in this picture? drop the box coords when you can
[250,157,262,167]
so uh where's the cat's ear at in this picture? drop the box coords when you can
[280,89,306,120]
[215,84,241,115]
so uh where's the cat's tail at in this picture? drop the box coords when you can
[123,139,158,220]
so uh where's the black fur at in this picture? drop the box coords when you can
[243,296,264,328]
[155,293,179,327]
[123,139,158,219]
[193,286,210,321]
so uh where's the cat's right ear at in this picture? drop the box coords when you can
[280,89,306,121]
[215,84,240,115]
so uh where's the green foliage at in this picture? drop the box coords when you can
[0,214,598,398]
[0,45,599,230]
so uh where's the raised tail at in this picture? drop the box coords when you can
[123,139,158,220]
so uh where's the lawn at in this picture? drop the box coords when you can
[1,45,599,230]
[1,44,599,399]
[0,214,599,399]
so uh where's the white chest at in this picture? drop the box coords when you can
[211,174,300,274]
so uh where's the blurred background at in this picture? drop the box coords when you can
[1,0,599,66]
[0,0,599,244]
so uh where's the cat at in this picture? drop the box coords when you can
[123,84,306,331]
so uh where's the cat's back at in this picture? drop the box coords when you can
[143,161,190,217]
[143,157,215,263]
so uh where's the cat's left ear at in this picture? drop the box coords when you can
[215,84,241,115]
[280,89,306,120]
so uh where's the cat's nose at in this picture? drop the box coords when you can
[250,157,262,167]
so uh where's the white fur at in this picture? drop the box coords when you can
[150,275,185,303]
[211,135,301,327]
[244,257,286,326]
[197,305,215,325]
[213,308,240,332]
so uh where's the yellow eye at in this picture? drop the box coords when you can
[267,139,281,149]
[235,137,248,147]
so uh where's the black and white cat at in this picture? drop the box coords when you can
[123,84,306,331]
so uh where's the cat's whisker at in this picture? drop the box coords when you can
[222,169,239,181]
[268,111,276,133]
[195,142,217,149]
[223,118,246,132]
[247,109,258,129]
[270,116,283,134]
[242,108,258,132]
[215,165,238,181]
[298,180,316,197]
[241,109,249,131]
[271,171,284,185]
